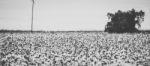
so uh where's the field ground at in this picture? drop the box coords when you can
[0,31,150,66]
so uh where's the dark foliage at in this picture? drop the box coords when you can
[105,9,145,33]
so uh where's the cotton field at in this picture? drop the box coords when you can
[0,32,150,66]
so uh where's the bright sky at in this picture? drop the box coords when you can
[0,0,150,31]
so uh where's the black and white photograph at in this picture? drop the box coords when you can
[0,0,150,66]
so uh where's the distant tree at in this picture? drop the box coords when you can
[105,9,145,33]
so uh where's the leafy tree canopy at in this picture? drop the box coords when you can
[105,9,145,33]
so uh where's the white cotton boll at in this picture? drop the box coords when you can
[122,63,134,66]
[109,63,119,66]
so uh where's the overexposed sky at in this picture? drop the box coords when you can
[0,0,150,31]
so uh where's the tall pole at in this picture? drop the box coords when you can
[31,0,34,32]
